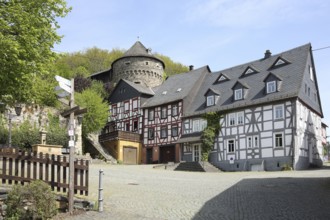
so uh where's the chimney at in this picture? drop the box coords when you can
[264,50,272,59]
[189,65,194,71]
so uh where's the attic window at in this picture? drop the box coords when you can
[176,88,182,92]
[219,75,226,81]
[162,91,167,95]
[241,66,258,77]
[270,57,290,69]
[134,81,141,84]
[125,61,130,65]
[207,96,215,106]
[146,62,149,65]
[235,89,243,100]
[214,73,229,84]
[275,59,286,66]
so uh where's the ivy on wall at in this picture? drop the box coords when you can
[201,112,223,161]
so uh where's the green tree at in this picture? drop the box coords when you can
[54,48,125,78]
[75,89,108,134]
[155,53,189,77]
[0,0,71,104]
[201,112,223,161]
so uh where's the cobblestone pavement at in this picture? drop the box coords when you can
[66,164,330,220]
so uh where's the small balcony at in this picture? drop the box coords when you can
[99,130,141,143]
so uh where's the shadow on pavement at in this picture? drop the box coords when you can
[193,177,330,220]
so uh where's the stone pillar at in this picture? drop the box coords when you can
[40,129,47,145]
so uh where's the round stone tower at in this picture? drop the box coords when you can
[111,41,165,88]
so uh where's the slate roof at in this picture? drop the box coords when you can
[121,79,155,95]
[142,66,210,108]
[117,41,165,67]
[184,43,323,117]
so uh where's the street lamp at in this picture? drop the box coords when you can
[0,103,22,148]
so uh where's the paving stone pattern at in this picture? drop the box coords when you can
[67,164,330,220]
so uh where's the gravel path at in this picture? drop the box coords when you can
[63,164,330,220]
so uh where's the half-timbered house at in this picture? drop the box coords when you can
[179,43,324,171]
[99,79,154,164]
[141,66,210,163]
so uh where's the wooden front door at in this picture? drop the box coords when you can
[123,146,137,164]
[159,145,175,163]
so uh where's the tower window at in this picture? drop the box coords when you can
[146,62,149,65]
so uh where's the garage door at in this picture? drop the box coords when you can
[123,147,137,164]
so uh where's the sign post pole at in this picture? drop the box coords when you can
[68,78,75,214]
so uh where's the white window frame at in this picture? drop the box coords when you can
[161,126,167,138]
[192,119,200,132]
[229,113,236,126]
[237,112,244,125]
[228,139,235,153]
[183,120,190,134]
[247,136,259,148]
[274,132,284,148]
[124,101,129,112]
[132,99,138,110]
[171,125,178,137]
[148,109,154,121]
[206,95,215,106]
[172,104,178,116]
[148,128,154,140]
[274,105,284,119]
[267,81,276,93]
[161,106,167,119]
[112,104,117,116]
[247,137,252,148]
[235,89,243,100]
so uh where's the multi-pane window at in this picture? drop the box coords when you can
[235,89,243,100]
[112,104,117,116]
[247,136,259,148]
[132,99,138,110]
[267,81,276,93]
[172,104,178,116]
[237,112,244,125]
[207,96,215,106]
[229,113,236,126]
[161,106,167,119]
[228,140,235,153]
[148,109,154,121]
[161,126,167,138]
[124,101,129,113]
[171,125,178,137]
[274,133,283,148]
[192,119,200,132]
[274,105,284,119]
[148,128,154,140]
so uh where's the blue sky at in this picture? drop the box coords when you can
[54,0,330,129]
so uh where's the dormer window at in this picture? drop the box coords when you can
[234,89,243,100]
[205,88,220,106]
[264,72,282,94]
[207,96,215,106]
[267,81,276,93]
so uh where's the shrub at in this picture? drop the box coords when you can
[6,180,57,219]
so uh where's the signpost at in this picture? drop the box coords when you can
[55,75,87,214]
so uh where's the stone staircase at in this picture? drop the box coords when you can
[86,133,117,164]
[174,161,222,172]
